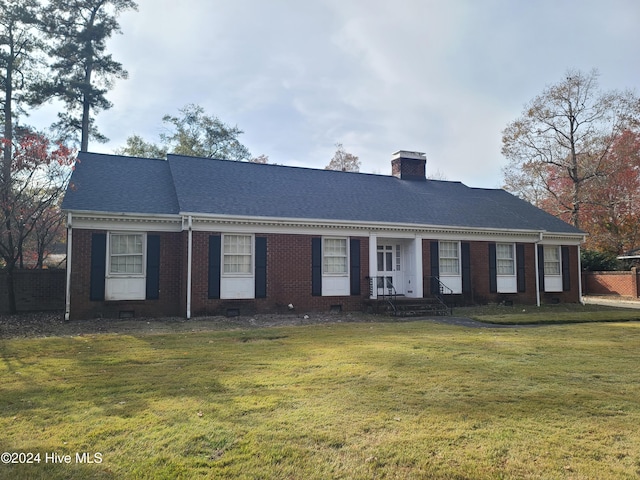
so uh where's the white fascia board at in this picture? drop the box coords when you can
[65,210,182,232]
[538,234,586,246]
[183,211,584,243]
[65,209,586,244]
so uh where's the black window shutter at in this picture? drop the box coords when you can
[311,238,322,296]
[488,243,497,293]
[430,241,439,294]
[461,242,471,293]
[537,245,545,292]
[255,237,267,298]
[90,233,106,301]
[146,235,161,300]
[516,244,526,293]
[208,235,221,299]
[561,246,571,291]
[350,239,361,296]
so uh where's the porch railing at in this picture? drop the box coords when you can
[367,276,398,315]
[368,276,397,299]
[427,275,454,315]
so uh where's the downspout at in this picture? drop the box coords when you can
[64,212,72,321]
[186,215,193,319]
[578,242,584,305]
[534,232,543,307]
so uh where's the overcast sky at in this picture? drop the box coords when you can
[31,0,640,188]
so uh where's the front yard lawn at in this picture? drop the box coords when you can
[455,301,640,325]
[2,317,640,479]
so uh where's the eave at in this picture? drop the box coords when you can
[64,209,586,245]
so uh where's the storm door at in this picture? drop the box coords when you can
[376,243,401,296]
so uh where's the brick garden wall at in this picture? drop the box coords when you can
[582,269,640,297]
[0,269,66,313]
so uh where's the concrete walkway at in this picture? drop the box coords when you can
[582,295,640,309]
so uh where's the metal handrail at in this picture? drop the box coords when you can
[367,276,397,298]
[427,275,454,296]
[427,276,453,315]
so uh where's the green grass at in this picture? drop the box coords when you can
[455,302,640,325]
[2,318,640,479]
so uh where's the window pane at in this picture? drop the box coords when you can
[324,256,347,274]
[110,234,144,274]
[324,238,347,274]
[325,238,346,256]
[496,244,513,259]
[224,255,251,273]
[497,244,515,275]
[440,258,459,274]
[439,242,459,275]
[440,242,457,257]
[544,247,561,275]
[223,235,252,274]
[224,235,251,254]
[544,247,559,262]
[497,259,514,275]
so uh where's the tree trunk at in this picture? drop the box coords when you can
[2,58,12,182]
[80,94,91,152]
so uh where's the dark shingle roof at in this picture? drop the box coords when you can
[62,152,584,235]
[62,152,179,215]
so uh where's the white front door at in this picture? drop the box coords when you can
[376,243,402,295]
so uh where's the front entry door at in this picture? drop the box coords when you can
[376,243,401,296]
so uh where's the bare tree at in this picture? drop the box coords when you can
[502,69,640,228]
[325,143,360,172]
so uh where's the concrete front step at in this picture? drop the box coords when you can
[363,297,451,316]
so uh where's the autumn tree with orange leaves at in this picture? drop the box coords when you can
[502,69,640,256]
[0,133,74,312]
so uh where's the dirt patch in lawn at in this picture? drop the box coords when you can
[0,310,388,339]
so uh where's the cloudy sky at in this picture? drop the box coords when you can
[32,0,640,188]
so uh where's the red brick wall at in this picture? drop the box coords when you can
[69,229,184,320]
[190,232,370,316]
[583,270,640,297]
[422,240,580,304]
[69,229,582,319]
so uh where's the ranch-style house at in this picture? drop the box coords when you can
[61,150,585,320]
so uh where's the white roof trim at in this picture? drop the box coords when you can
[66,209,585,244]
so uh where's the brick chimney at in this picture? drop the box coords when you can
[391,150,426,181]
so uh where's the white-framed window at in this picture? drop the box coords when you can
[544,246,561,275]
[496,243,517,294]
[109,233,145,275]
[223,234,253,275]
[323,237,348,275]
[543,245,563,292]
[496,243,515,276]
[439,241,460,275]
[105,232,146,301]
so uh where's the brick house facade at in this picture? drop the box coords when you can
[63,151,585,320]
